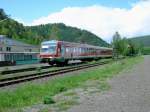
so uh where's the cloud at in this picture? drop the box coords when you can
[31,0,150,42]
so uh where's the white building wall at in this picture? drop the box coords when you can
[0,44,39,53]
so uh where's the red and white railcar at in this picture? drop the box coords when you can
[40,40,112,65]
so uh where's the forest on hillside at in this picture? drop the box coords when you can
[130,35,150,47]
[0,8,109,47]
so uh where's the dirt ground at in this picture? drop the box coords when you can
[67,55,150,112]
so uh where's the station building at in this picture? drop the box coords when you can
[0,35,39,66]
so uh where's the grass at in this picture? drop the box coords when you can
[55,100,78,111]
[63,91,77,96]
[0,58,110,80]
[0,56,143,112]
[43,96,55,104]
[39,108,52,112]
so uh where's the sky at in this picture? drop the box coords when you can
[0,0,150,42]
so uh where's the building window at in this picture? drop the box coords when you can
[24,49,32,52]
[0,47,2,51]
[6,47,11,51]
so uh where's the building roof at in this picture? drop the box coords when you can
[0,35,37,47]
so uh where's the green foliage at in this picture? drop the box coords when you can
[0,8,8,20]
[0,56,143,111]
[130,35,150,47]
[142,47,150,55]
[112,32,142,57]
[58,86,68,92]
[43,96,55,104]
[25,23,109,46]
[129,36,150,55]
[112,32,127,57]
[127,40,142,56]
[0,9,109,47]
[50,25,61,40]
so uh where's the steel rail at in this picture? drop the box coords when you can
[0,66,51,75]
[0,60,111,87]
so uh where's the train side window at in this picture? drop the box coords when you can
[73,48,76,53]
[76,48,77,53]
[77,48,79,54]
[80,48,82,53]
[82,48,84,53]
[61,45,65,56]
[83,48,85,53]
[66,48,69,53]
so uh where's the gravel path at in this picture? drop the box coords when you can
[67,55,150,112]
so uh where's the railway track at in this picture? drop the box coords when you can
[0,60,112,87]
[0,65,51,75]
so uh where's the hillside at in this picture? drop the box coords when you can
[27,24,109,46]
[0,9,109,47]
[130,35,150,47]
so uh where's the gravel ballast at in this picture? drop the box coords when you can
[67,55,150,112]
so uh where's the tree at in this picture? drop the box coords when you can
[50,25,61,40]
[0,9,109,46]
[112,32,122,57]
[119,37,129,56]
[127,40,142,56]
[0,8,8,20]
[112,32,143,57]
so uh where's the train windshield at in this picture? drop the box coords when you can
[41,43,56,54]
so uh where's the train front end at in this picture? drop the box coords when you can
[39,40,59,65]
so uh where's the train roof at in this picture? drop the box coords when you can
[41,40,112,50]
[0,35,37,47]
[41,40,57,45]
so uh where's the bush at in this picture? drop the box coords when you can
[43,96,55,104]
